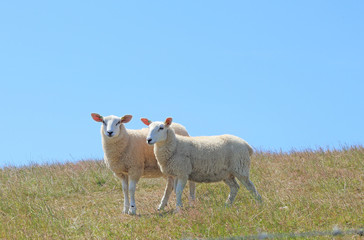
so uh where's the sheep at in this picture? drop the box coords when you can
[141,117,262,211]
[91,113,195,215]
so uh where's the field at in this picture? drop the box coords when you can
[0,146,363,239]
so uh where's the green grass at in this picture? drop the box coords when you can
[0,146,363,239]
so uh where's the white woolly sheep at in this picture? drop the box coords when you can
[141,117,262,211]
[91,113,195,215]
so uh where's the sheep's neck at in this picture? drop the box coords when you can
[155,129,177,166]
[102,126,130,163]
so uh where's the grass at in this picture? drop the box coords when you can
[0,146,363,239]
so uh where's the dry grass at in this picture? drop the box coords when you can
[0,146,363,239]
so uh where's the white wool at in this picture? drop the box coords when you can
[146,118,262,210]
[91,113,195,215]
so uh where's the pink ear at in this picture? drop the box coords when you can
[91,113,103,122]
[141,118,152,126]
[165,117,173,126]
[121,115,132,123]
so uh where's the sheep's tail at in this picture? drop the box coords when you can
[247,144,254,156]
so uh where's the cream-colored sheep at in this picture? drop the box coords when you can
[142,117,262,210]
[91,113,195,215]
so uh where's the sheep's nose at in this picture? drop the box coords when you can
[107,131,113,136]
[147,138,152,144]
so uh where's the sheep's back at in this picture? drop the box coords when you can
[171,123,189,137]
[176,134,251,182]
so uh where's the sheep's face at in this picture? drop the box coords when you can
[142,118,172,145]
[91,113,132,138]
[101,115,123,138]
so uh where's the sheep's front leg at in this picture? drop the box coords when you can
[128,178,138,215]
[120,175,130,214]
[158,176,174,211]
[175,177,188,212]
[189,181,196,202]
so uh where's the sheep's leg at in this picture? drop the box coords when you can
[120,175,130,214]
[236,175,262,203]
[174,178,178,194]
[128,178,138,215]
[158,176,174,210]
[223,177,240,205]
[188,181,196,205]
[175,177,188,212]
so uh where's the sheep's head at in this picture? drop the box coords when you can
[91,113,132,138]
[141,117,172,145]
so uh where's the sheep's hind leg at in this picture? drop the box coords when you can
[128,178,138,215]
[174,178,178,194]
[119,175,130,214]
[223,176,240,205]
[158,176,174,210]
[236,174,262,203]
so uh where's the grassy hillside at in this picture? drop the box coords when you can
[0,146,363,239]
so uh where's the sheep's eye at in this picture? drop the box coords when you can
[116,121,121,126]
[159,126,164,131]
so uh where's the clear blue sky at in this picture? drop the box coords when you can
[1,1,363,167]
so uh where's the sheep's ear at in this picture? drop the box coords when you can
[164,117,173,127]
[141,118,152,126]
[91,113,103,122]
[121,115,132,123]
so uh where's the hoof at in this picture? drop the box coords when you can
[188,199,196,208]
[256,195,263,204]
[128,206,137,215]
[122,207,129,214]
[174,206,183,214]
[158,203,167,211]
[224,202,233,208]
